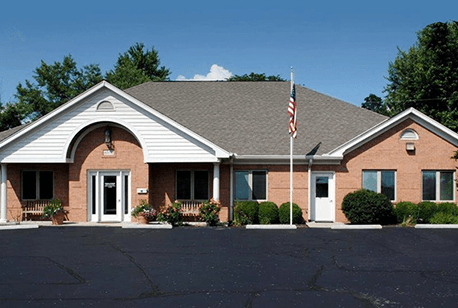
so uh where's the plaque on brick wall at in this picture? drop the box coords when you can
[103,149,115,156]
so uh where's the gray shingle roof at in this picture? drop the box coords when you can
[0,81,388,156]
[124,81,388,156]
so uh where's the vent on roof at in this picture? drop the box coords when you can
[97,101,115,111]
[400,129,418,140]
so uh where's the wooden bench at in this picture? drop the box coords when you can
[180,201,203,215]
[22,200,50,221]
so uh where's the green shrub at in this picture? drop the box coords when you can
[234,201,259,225]
[158,201,183,226]
[394,201,417,223]
[415,201,438,223]
[430,212,458,224]
[341,189,395,224]
[258,201,279,224]
[278,202,303,224]
[199,199,221,226]
[437,202,458,215]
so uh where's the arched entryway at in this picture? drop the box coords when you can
[67,122,148,222]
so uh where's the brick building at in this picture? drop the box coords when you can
[0,81,456,223]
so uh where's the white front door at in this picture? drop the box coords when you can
[88,171,131,222]
[311,173,335,222]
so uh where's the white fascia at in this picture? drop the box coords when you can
[0,81,108,150]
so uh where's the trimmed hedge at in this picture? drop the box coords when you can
[234,201,259,225]
[415,201,437,223]
[437,202,458,216]
[430,212,458,224]
[278,202,303,224]
[394,201,417,223]
[342,189,395,224]
[258,201,279,224]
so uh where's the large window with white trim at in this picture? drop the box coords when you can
[422,171,454,201]
[176,170,209,200]
[22,170,54,200]
[362,170,396,201]
[235,170,267,201]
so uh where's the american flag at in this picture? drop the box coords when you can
[287,81,297,138]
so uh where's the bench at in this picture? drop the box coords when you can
[180,201,203,215]
[22,200,50,221]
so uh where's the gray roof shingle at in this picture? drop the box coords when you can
[124,81,388,156]
[0,81,388,156]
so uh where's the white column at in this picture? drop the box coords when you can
[0,164,7,223]
[213,162,220,201]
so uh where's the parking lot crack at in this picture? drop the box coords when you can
[47,257,87,284]
[110,244,163,297]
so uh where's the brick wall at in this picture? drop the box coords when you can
[313,119,458,222]
[6,164,69,221]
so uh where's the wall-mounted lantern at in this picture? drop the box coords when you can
[105,127,112,150]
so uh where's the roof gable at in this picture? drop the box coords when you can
[327,108,458,157]
[0,81,230,163]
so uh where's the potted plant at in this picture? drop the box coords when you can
[131,200,157,224]
[42,199,66,225]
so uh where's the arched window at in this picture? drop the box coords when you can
[400,129,418,140]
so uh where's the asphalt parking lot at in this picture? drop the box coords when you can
[1,226,458,307]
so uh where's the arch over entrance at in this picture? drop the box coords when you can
[64,118,148,163]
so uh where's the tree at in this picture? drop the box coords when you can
[16,55,103,121]
[0,102,23,131]
[384,21,458,130]
[105,43,171,89]
[362,94,390,116]
[227,72,285,81]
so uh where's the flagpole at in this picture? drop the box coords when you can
[290,68,294,226]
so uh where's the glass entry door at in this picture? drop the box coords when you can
[103,174,118,218]
[88,171,130,222]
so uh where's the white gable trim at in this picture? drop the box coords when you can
[327,108,458,157]
[64,119,149,163]
[0,81,231,162]
[0,82,107,150]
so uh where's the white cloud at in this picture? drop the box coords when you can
[176,64,232,81]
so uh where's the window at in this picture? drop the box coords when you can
[362,170,396,201]
[235,170,267,200]
[22,171,53,200]
[176,170,209,200]
[422,171,454,201]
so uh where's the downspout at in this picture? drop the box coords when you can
[229,155,234,222]
[307,157,313,222]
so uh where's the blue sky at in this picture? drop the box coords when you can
[0,1,457,107]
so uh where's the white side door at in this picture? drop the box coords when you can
[311,173,335,222]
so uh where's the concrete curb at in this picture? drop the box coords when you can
[307,222,344,228]
[246,224,297,230]
[415,224,458,229]
[0,224,40,230]
[331,224,382,230]
[122,223,173,229]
